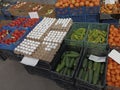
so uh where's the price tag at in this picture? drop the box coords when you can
[89,55,106,62]
[28,12,39,19]
[105,0,115,4]
[21,56,39,67]
[108,49,120,64]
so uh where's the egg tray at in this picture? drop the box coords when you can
[26,19,57,42]
[32,42,61,62]
[40,29,68,44]
[51,20,73,32]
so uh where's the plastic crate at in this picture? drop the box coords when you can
[70,15,85,22]
[85,6,100,14]
[24,65,51,79]
[69,7,85,16]
[55,8,69,16]
[0,27,29,51]
[75,48,108,90]
[85,14,99,22]
[54,79,76,90]
[101,19,119,24]
[51,43,83,84]
[85,23,109,52]
[65,22,89,47]
[108,24,120,50]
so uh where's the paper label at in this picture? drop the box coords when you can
[89,55,106,62]
[108,49,120,64]
[105,0,115,4]
[28,12,39,19]
[20,56,39,67]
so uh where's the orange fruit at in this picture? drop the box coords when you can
[55,2,60,7]
[89,3,94,7]
[70,4,74,8]
[85,1,89,6]
[75,2,80,7]
[80,2,84,6]
[94,2,99,6]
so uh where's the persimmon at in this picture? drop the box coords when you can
[89,3,94,7]
[70,4,74,8]
[75,2,80,7]
[55,2,60,7]
[79,2,84,6]
[85,1,89,6]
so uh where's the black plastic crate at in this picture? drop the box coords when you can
[86,14,100,22]
[51,43,83,84]
[70,15,85,22]
[54,79,76,90]
[75,48,108,90]
[101,19,119,24]
[85,6,100,14]
[24,65,51,79]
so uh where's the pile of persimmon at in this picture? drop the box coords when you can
[55,0,100,8]
[108,25,120,47]
[107,58,120,87]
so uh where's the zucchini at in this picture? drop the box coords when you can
[100,63,104,74]
[84,71,89,81]
[88,69,93,84]
[69,58,75,68]
[67,69,71,77]
[93,63,101,84]
[78,69,83,79]
[82,58,88,68]
[81,70,86,79]
[65,56,70,67]
[93,62,98,71]
[56,60,65,72]
[63,68,68,75]
[88,60,93,69]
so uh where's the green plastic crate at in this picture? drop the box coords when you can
[65,22,89,47]
[85,23,109,54]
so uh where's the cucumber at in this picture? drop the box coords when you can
[93,63,101,84]
[78,69,83,79]
[63,68,68,75]
[81,70,86,79]
[82,58,88,68]
[88,69,93,84]
[65,56,70,67]
[69,58,75,68]
[65,51,79,58]
[88,61,93,69]
[93,62,98,71]
[100,63,104,74]
[56,60,65,72]
[67,69,71,76]
[84,71,89,81]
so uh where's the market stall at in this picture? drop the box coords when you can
[0,0,120,90]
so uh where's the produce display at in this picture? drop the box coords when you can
[2,29,26,45]
[22,18,39,28]
[108,25,120,48]
[8,17,27,27]
[43,31,67,43]
[0,29,10,42]
[55,0,100,8]
[11,2,27,9]
[100,3,120,14]
[107,58,120,88]
[53,18,72,30]
[14,39,40,55]
[71,28,86,40]
[55,51,79,77]
[27,17,56,41]
[77,57,105,85]
[88,29,107,44]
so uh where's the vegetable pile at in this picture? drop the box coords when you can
[108,25,120,47]
[107,58,120,87]
[71,28,86,40]
[56,51,79,77]
[55,0,100,8]
[77,57,105,85]
[100,3,120,14]
[88,29,107,44]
